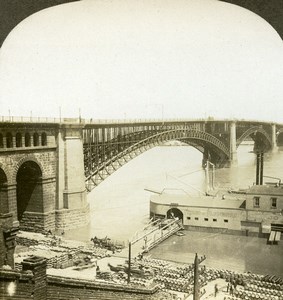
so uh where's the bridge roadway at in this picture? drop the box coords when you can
[0,116,283,233]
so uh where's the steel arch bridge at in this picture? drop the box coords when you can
[83,119,279,192]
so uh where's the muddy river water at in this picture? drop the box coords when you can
[65,144,283,276]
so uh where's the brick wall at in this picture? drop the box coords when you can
[0,256,168,300]
[0,256,47,299]
[0,149,57,230]
[0,269,34,299]
[47,276,162,300]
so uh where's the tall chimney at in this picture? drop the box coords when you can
[260,152,264,185]
[255,152,264,185]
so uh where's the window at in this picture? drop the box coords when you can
[224,219,228,223]
[0,134,3,148]
[271,198,277,209]
[195,217,199,221]
[213,219,217,222]
[6,133,13,148]
[253,197,260,208]
[33,133,39,146]
[25,133,31,147]
[16,133,22,147]
[204,218,208,221]
[41,132,47,146]
[187,217,191,220]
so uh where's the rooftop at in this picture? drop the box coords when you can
[150,193,245,209]
[247,184,283,196]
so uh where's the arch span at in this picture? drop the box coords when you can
[16,161,43,225]
[236,126,272,150]
[85,129,229,191]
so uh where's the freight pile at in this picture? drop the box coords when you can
[106,257,205,294]
[233,275,283,300]
[141,257,207,294]
[114,258,283,299]
[203,268,283,300]
[15,231,109,270]
[15,231,283,300]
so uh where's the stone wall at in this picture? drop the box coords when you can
[0,123,91,232]
[0,148,57,230]
[55,205,90,231]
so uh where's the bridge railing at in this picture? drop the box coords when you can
[82,118,211,124]
[0,116,281,126]
[0,116,81,123]
[0,116,210,125]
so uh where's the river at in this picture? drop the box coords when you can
[64,144,283,276]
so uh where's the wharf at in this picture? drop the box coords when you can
[113,218,183,259]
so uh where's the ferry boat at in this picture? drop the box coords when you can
[149,154,283,242]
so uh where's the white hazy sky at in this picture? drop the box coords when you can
[0,0,282,121]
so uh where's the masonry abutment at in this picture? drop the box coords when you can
[56,125,90,230]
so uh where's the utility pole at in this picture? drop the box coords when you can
[127,242,132,284]
[193,253,206,300]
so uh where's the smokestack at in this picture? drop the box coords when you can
[260,152,264,185]
[256,153,260,185]
[256,152,264,185]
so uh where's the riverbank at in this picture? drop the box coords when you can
[14,229,283,300]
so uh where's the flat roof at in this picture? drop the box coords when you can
[150,193,245,209]
[247,185,283,196]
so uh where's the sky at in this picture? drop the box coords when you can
[0,0,282,122]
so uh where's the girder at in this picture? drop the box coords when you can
[84,128,230,192]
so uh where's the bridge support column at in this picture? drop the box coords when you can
[56,124,89,231]
[271,124,278,152]
[229,122,237,165]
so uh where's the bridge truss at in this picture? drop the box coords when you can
[82,120,278,192]
[83,124,231,192]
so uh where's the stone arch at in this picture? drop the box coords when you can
[12,156,44,184]
[166,207,183,222]
[0,168,9,214]
[16,160,43,224]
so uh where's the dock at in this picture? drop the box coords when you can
[114,218,183,259]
